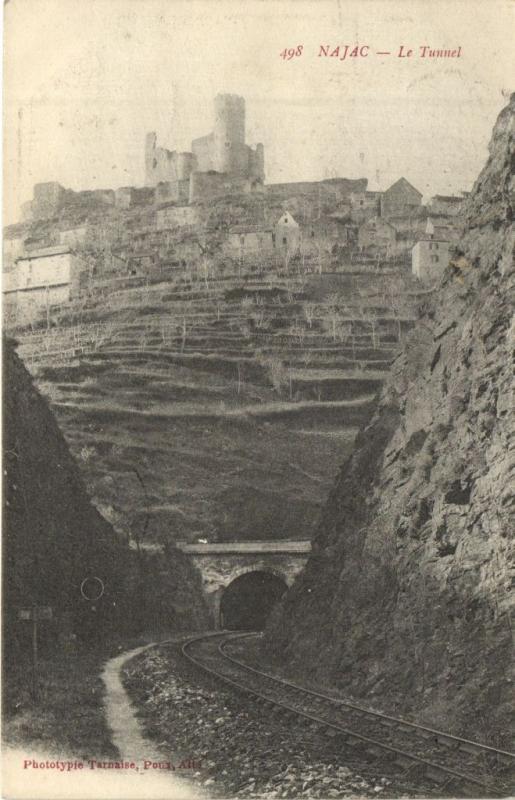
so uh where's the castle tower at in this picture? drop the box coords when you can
[250,143,265,182]
[145,132,157,186]
[176,152,197,181]
[213,94,248,175]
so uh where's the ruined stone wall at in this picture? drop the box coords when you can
[155,180,189,205]
[145,131,197,187]
[191,133,215,172]
[156,205,200,230]
[32,182,66,219]
[267,96,515,745]
[189,171,252,204]
[269,178,368,205]
[249,143,265,182]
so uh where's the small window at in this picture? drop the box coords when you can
[360,200,364,206]
[283,236,287,245]
[284,217,288,223]
[240,235,245,245]
[435,256,439,263]
[429,243,432,250]
[272,233,276,245]
[435,242,439,250]
[311,230,315,238]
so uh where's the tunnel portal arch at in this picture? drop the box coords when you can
[220,569,288,630]
[175,540,311,629]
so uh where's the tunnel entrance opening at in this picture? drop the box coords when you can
[220,571,288,630]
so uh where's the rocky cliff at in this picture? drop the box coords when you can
[267,96,514,746]
[3,338,207,684]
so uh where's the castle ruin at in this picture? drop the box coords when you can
[145,94,265,204]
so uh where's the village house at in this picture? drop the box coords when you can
[428,194,463,216]
[3,245,83,323]
[358,217,397,255]
[275,211,300,255]
[171,236,203,266]
[412,238,450,284]
[222,226,275,260]
[299,215,354,264]
[426,216,459,242]
[349,190,381,223]
[156,205,200,231]
[2,226,26,271]
[388,214,428,255]
[380,178,423,219]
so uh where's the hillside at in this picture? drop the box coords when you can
[266,95,514,746]
[13,266,420,546]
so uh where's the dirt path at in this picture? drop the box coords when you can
[101,642,203,798]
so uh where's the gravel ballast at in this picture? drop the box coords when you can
[122,643,429,799]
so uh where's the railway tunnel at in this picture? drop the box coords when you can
[220,571,288,630]
[175,540,311,629]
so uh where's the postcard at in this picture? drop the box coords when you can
[2,1,514,798]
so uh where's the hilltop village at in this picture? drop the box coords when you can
[4,93,465,325]
[2,94,468,549]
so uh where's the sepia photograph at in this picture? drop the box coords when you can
[2,1,514,798]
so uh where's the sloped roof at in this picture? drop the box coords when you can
[276,211,299,226]
[413,236,451,248]
[229,225,272,234]
[432,194,462,203]
[384,177,422,198]
[360,217,396,232]
[17,244,72,260]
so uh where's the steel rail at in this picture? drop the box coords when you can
[220,632,515,762]
[180,631,514,797]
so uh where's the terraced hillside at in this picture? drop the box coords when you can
[14,266,423,546]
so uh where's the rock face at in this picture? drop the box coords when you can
[267,96,514,746]
[2,338,208,668]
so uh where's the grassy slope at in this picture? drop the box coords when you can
[14,265,419,546]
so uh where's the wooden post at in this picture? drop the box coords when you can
[46,287,50,330]
[31,606,39,702]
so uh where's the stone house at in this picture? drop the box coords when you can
[275,211,300,255]
[428,194,463,216]
[358,217,397,254]
[223,226,275,260]
[412,238,450,283]
[4,245,83,323]
[380,178,422,218]
[349,190,381,223]
[388,214,428,254]
[426,216,459,243]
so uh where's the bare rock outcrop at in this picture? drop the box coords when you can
[266,95,514,745]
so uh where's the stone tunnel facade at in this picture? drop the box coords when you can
[176,541,311,628]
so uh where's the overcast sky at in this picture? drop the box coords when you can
[3,0,514,224]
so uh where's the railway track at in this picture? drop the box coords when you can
[181,631,515,798]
